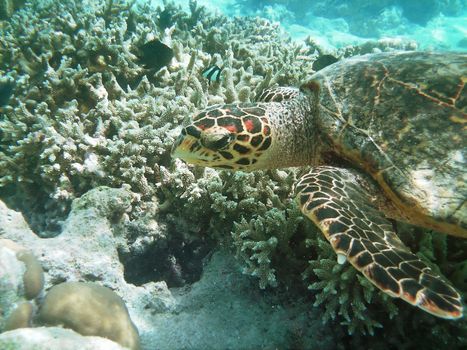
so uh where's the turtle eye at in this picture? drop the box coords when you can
[200,129,232,150]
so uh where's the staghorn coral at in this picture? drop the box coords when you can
[0,0,313,237]
[233,204,467,342]
[225,182,402,336]
[302,226,399,336]
[305,222,467,342]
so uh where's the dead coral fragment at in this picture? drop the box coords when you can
[37,282,140,350]
[0,239,44,332]
[3,301,33,331]
[16,251,44,300]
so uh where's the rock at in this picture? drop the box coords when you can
[0,239,40,332]
[0,189,176,347]
[37,282,140,350]
[0,327,128,350]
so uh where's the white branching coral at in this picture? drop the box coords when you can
[0,0,314,235]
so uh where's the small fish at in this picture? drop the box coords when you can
[202,65,223,84]
[138,39,174,71]
[312,54,338,71]
[0,78,14,107]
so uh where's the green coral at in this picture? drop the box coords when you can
[250,214,467,344]
[223,183,466,341]
[232,202,303,289]
[230,206,467,344]
[302,229,399,336]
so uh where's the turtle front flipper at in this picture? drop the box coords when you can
[296,166,463,319]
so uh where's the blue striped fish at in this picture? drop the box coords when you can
[201,65,223,84]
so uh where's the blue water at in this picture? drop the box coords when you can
[162,0,467,51]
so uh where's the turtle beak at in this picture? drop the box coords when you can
[171,134,191,159]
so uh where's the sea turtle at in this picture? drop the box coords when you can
[172,51,466,319]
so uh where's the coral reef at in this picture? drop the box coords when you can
[233,204,467,343]
[0,0,465,349]
[231,195,304,289]
[0,197,341,350]
[0,0,312,236]
[302,227,399,336]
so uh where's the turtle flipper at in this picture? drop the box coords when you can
[296,166,463,319]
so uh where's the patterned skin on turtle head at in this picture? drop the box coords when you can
[172,104,273,170]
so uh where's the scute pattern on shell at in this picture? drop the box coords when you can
[311,51,466,237]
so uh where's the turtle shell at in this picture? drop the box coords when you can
[310,51,466,237]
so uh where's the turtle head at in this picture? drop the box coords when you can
[172,85,319,170]
[171,104,274,171]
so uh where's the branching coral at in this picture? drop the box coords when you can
[0,0,313,236]
[302,228,399,336]
[232,200,303,289]
[232,205,467,342]
[302,222,467,343]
